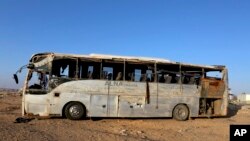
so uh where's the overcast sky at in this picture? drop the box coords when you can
[0,0,250,94]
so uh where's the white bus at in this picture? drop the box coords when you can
[14,52,229,121]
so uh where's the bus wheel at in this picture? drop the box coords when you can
[65,102,85,120]
[173,104,189,121]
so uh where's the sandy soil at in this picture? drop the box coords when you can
[0,92,250,141]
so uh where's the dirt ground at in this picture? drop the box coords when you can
[1,92,250,141]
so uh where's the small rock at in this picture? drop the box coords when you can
[178,130,182,133]
[141,135,147,139]
[137,131,143,134]
[120,129,128,136]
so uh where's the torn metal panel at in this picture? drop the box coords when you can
[201,78,225,98]
[32,55,53,68]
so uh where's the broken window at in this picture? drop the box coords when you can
[157,64,180,84]
[26,70,49,94]
[146,70,153,82]
[134,69,142,82]
[103,67,113,80]
[206,71,222,80]
[52,59,77,78]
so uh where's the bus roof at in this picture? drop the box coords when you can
[89,53,172,63]
[30,52,226,70]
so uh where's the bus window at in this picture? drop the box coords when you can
[164,74,172,83]
[87,66,94,79]
[52,59,76,78]
[27,71,49,94]
[146,70,153,82]
[103,67,113,80]
[206,71,222,80]
[115,72,123,80]
[79,61,100,79]
[134,69,141,82]
[126,72,134,81]
[158,73,165,83]
[60,65,69,78]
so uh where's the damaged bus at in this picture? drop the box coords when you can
[14,52,229,121]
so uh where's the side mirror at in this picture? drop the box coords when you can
[27,63,35,69]
[13,74,19,84]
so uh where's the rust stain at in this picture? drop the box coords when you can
[201,78,225,98]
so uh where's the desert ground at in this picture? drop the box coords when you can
[0,90,250,141]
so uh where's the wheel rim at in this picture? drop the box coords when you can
[69,105,82,118]
[173,105,189,120]
[177,108,187,119]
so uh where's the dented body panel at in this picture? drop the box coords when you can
[24,80,200,117]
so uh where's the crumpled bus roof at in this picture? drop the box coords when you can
[30,52,226,70]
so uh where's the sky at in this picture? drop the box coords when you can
[0,0,249,94]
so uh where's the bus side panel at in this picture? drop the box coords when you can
[143,96,172,117]
[48,80,200,118]
[25,94,50,116]
[182,85,200,117]
[49,80,105,116]
[146,83,200,118]
[50,92,91,116]
[174,97,199,117]
[143,96,199,117]
[89,95,108,117]
[118,96,145,117]
[107,95,119,117]
[116,83,200,118]
[89,95,118,117]
[141,83,176,117]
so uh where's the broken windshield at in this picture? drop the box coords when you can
[26,70,49,94]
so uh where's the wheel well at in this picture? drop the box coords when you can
[172,103,190,117]
[62,101,86,117]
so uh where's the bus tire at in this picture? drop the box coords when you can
[65,102,85,120]
[173,104,189,121]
